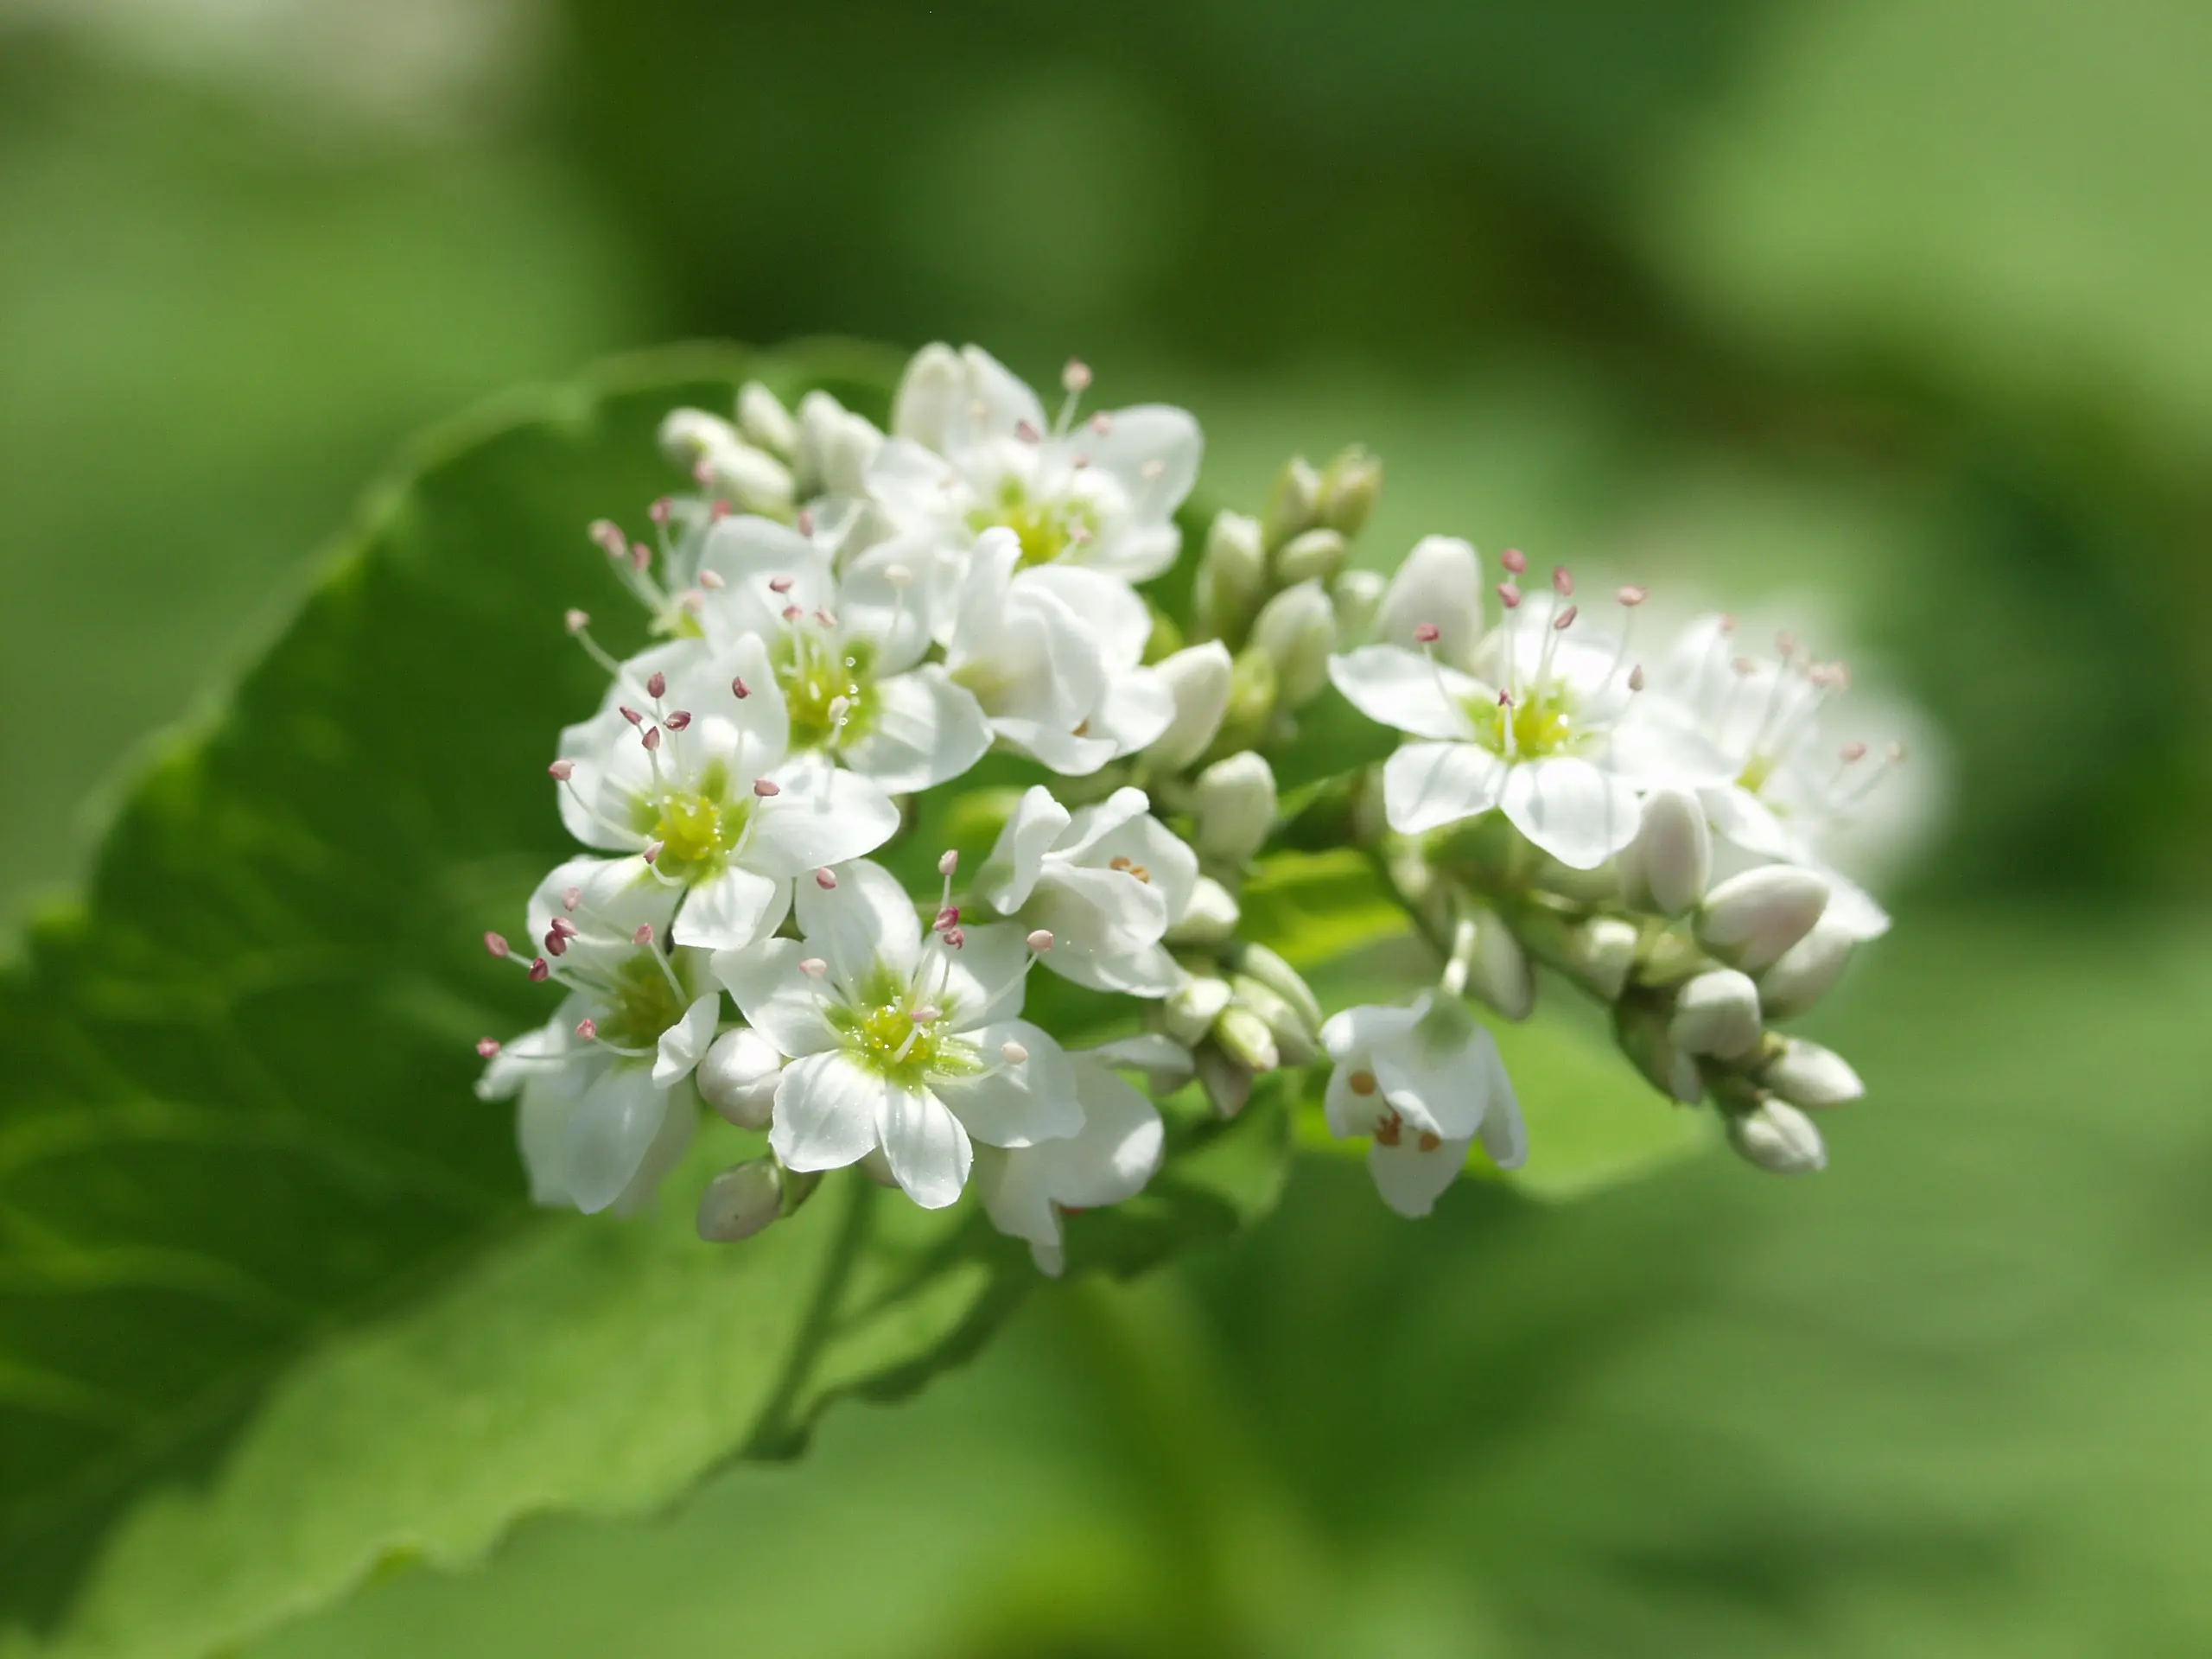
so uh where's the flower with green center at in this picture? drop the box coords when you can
[690,515,993,793]
[714,859,1082,1210]
[868,341,1202,584]
[554,633,899,950]
[478,857,722,1216]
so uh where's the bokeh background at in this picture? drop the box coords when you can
[5,0,2211,1651]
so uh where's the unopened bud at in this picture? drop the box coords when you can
[1758,1039,1865,1109]
[1228,975,1318,1067]
[1195,1045,1253,1118]
[1316,445,1383,537]
[1726,1098,1827,1175]
[696,1159,786,1243]
[697,1027,784,1130]
[1163,975,1233,1046]
[736,381,799,456]
[1467,906,1535,1020]
[1199,510,1266,639]
[1272,526,1348,588]
[1249,580,1336,707]
[889,342,961,448]
[1192,752,1277,864]
[1212,646,1279,755]
[1331,568,1387,642]
[1624,787,1711,916]
[1569,917,1639,1002]
[1232,942,1323,1029]
[1699,866,1830,971]
[1142,641,1234,769]
[1262,456,1322,545]
[1669,969,1764,1060]
[1213,1003,1281,1074]
[1757,917,1855,1019]
[1165,875,1241,945]
[1373,536,1482,670]
[1614,999,1704,1103]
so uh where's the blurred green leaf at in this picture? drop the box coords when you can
[0,344,1294,1659]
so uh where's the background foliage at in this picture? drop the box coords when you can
[2,0,2209,1652]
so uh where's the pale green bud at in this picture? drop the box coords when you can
[1164,974,1233,1046]
[1232,942,1324,1029]
[1468,906,1535,1020]
[736,381,800,457]
[696,1027,783,1130]
[1614,999,1704,1103]
[1262,456,1322,546]
[1229,976,1317,1067]
[1726,1099,1827,1175]
[696,1159,785,1243]
[1193,752,1277,864]
[1143,641,1234,770]
[1331,568,1387,643]
[1166,876,1241,946]
[1317,445,1383,537]
[1213,1003,1281,1073]
[1249,580,1336,707]
[1757,917,1855,1019]
[1211,647,1278,755]
[1698,866,1829,972]
[1622,787,1711,917]
[1195,1045,1253,1118]
[1512,908,1636,1002]
[1758,1039,1865,1109]
[1273,526,1348,588]
[1669,968,1764,1061]
[889,341,961,448]
[1372,536,1482,665]
[1199,510,1267,637]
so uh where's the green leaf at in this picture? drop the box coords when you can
[0,344,1294,1659]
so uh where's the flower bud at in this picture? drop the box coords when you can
[1669,969,1764,1060]
[696,1027,783,1129]
[1614,999,1703,1103]
[822,410,883,499]
[1199,511,1267,639]
[1468,905,1535,1020]
[1192,752,1277,864]
[1228,976,1316,1066]
[1164,974,1233,1046]
[1249,581,1336,707]
[1317,445,1383,537]
[1511,908,1637,1002]
[1757,917,1855,1019]
[1142,641,1234,770]
[1232,942,1324,1029]
[1372,536,1482,668]
[890,342,961,448]
[1262,456,1322,546]
[1195,1044,1253,1118]
[1697,866,1829,972]
[1726,1099,1827,1175]
[1213,1003,1281,1073]
[1758,1039,1865,1109]
[1331,568,1387,642]
[1166,876,1240,945]
[736,381,799,457]
[658,407,736,470]
[696,1159,785,1243]
[714,442,798,518]
[1273,527,1348,588]
[1624,787,1711,917]
[1211,647,1278,755]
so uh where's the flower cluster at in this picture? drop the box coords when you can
[476,342,1931,1266]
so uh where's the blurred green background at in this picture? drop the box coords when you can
[5,0,2211,1651]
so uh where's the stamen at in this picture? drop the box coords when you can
[642,840,664,864]
[565,608,591,633]
[588,519,627,559]
[1001,1039,1029,1065]
[620,706,645,727]
[1062,359,1091,393]
[543,929,568,958]
[1497,580,1522,609]
[476,1037,501,1058]
[1553,605,1579,631]
[631,542,652,573]
[649,498,672,526]
[1497,690,1518,760]
[645,671,666,699]
[815,868,837,890]
[781,604,803,621]
[641,726,661,752]
[528,957,550,982]
[1349,1070,1376,1096]
[1015,419,1041,444]
[550,916,579,940]
[484,931,510,958]
[1413,621,1441,645]
[943,926,965,949]
[797,507,815,537]
[664,710,692,731]
[814,607,837,629]
[769,575,794,594]
[934,906,959,932]
[800,957,827,978]
[699,570,725,589]
[1628,664,1646,692]
[1027,929,1054,953]
[1618,585,1647,607]
[1552,565,1574,596]
[884,563,912,589]
[575,1018,598,1040]
[1500,548,1528,575]
[548,759,575,781]
[753,778,780,798]
[1090,411,1113,436]
[632,925,656,946]
[732,676,751,698]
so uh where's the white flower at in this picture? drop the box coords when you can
[1320,993,1524,1217]
[944,527,1173,774]
[870,342,1202,584]
[478,857,721,1216]
[553,633,899,950]
[976,1034,1184,1274]
[1331,561,1721,869]
[976,785,1198,996]
[1658,614,1934,941]
[690,514,991,793]
[714,859,1083,1209]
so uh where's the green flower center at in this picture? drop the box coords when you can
[967,477,1099,568]
[773,630,877,751]
[1465,686,1578,760]
[597,950,693,1052]
[631,760,747,880]
[1737,752,1776,795]
[826,962,984,1089]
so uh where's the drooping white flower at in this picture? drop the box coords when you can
[870,343,1202,585]
[1331,555,1721,868]
[690,514,991,793]
[477,857,721,1216]
[944,526,1173,774]
[975,1034,1185,1274]
[976,785,1198,996]
[714,859,1082,1209]
[552,633,899,950]
[1319,992,1524,1217]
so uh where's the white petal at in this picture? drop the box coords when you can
[793,855,921,990]
[1084,1033,1195,1094]
[672,863,786,951]
[1081,404,1203,524]
[516,1077,577,1205]
[711,938,839,1058]
[975,1143,1061,1253]
[1318,996,1429,1064]
[841,531,945,673]
[1090,666,1176,757]
[480,1018,580,1103]
[769,1051,885,1173]
[607,1084,698,1217]
[1328,645,1482,741]
[742,759,899,877]
[957,344,1048,443]
[1366,1134,1473,1218]
[890,342,961,450]
[997,716,1120,776]
[978,785,1071,912]
[1074,805,1198,925]
[1016,565,1154,666]
[929,921,1033,1030]
[1043,1060,1165,1206]
[931,1021,1082,1147]
[1501,756,1639,869]
[1026,866,1171,977]
[839,666,991,793]
[863,435,963,529]
[563,1066,671,1215]
[1371,536,1483,665]
[875,1082,974,1209]
[652,994,723,1087]
[695,515,834,627]
[1382,741,1509,835]
[1816,866,1892,941]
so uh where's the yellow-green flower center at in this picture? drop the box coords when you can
[827,963,984,1089]
[773,631,877,750]
[631,760,747,880]
[967,478,1099,568]
[597,950,692,1052]
[1465,687,1578,759]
